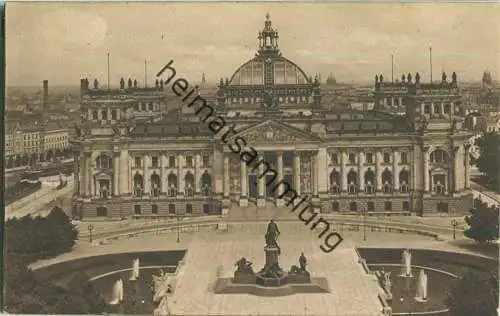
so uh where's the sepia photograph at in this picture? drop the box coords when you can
[2,2,500,316]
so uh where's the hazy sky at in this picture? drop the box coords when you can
[6,2,500,87]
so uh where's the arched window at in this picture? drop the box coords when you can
[430,149,449,164]
[433,174,446,195]
[151,173,161,196]
[399,169,409,193]
[382,169,393,194]
[95,154,112,169]
[168,173,177,197]
[349,201,357,212]
[201,172,212,196]
[331,201,339,212]
[185,172,194,197]
[133,173,143,196]
[329,169,340,194]
[347,170,357,194]
[364,169,375,194]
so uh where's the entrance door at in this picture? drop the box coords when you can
[283,174,293,198]
[266,174,275,200]
[203,204,210,215]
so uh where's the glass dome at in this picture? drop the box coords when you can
[229,57,309,86]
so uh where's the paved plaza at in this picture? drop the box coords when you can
[170,224,384,316]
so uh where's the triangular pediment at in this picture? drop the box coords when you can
[230,120,319,143]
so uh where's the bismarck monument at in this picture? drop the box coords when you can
[214,220,330,296]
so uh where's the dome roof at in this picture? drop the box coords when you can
[229,56,310,86]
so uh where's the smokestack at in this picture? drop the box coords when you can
[43,80,48,109]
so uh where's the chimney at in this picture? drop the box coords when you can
[43,80,48,109]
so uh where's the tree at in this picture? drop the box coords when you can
[446,269,498,316]
[475,131,500,191]
[464,198,499,243]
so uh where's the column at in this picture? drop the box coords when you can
[358,152,365,192]
[160,152,165,194]
[89,162,95,197]
[83,153,91,197]
[194,153,201,195]
[393,151,399,192]
[257,152,266,206]
[223,154,230,198]
[73,152,79,195]
[177,154,184,195]
[293,152,301,196]
[240,159,248,206]
[317,148,328,194]
[276,151,284,205]
[424,150,430,192]
[376,151,382,192]
[341,151,348,192]
[312,152,319,197]
[143,154,150,195]
[113,153,119,196]
[119,149,129,195]
[399,97,403,106]
[453,146,460,192]
[440,102,445,115]
[420,103,424,115]
[464,145,471,189]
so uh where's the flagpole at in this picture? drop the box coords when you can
[429,46,433,83]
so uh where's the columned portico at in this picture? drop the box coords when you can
[293,152,301,197]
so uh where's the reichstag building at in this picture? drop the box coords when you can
[71,15,473,219]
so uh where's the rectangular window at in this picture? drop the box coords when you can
[384,201,392,211]
[401,152,408,164]
[202,155,210,167]
[383,153,391,164]
[185,156,193,168]
[148,102,154,111]
[152,204,158,214]
[134,204,141,215]
[135,157,142,168]
[331,153,339,165]
[365,153,373,164]
[102,110,108,120]
[168,204,176,215]
[169,156,176,168]
[367,202,375,212]
[111,109,117,120]
[424,105,430,114]
[151,156,159,168]
[348,153,356,164]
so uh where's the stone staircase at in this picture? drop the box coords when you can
[227,202,297,221]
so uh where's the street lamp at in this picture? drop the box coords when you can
[88,224,95,243]
[451,219,458,240]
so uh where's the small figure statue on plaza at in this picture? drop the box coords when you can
[235,257,254,274]
[299,252,307,272]
[384,271,392,290]
[265,219,281,252]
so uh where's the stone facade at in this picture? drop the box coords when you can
[71,15,473,220]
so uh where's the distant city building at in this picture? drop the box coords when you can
[71,14,474,220]
[4,120,71,169]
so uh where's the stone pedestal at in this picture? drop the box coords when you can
[257,198,266,207]
[264,246,280,268]
[239,198,248,207]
